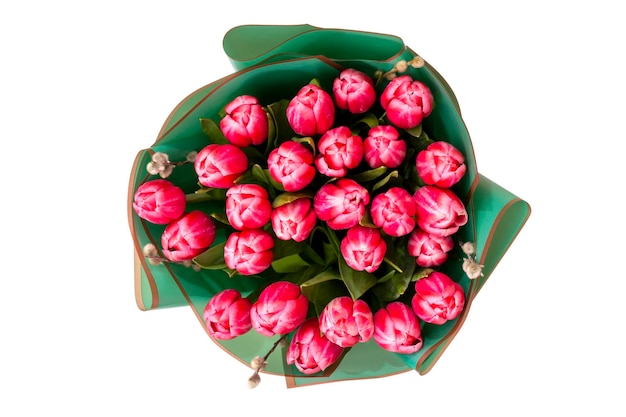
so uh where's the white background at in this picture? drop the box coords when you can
[2,1,624,415]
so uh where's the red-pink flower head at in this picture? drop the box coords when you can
[411,271,465,325]
[286,84,335,136]
[223,229,274,276]
[286,318,344,375]
[380,75,434,129]
[267,140,316,192]
[416,141,466,188]
[332,68,376,114]
[315,126,364,178]
[413,185,468,238]
[319,296,374,347]
[313,178,370,230]
[370,187,416,237]
[219,95,268,147]
[194,144,248,189]
[203,289,252,340]
[340,225,387,273]
[161,210,216,262]
[363,125,406,169]
[250,281,309,337]
[373,302,423,354]
[132,179,186,224]
[225,183,272,230]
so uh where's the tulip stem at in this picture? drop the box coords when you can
[383,256,403,273]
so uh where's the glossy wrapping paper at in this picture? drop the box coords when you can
[127,24,531,388]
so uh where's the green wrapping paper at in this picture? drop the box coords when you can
[127,24,530,387]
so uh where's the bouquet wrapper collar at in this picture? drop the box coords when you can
[127,24,531,387]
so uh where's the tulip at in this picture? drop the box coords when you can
[161,210,216,262]
[416,141,466,188]
[373,302,423,354]
[332,68,376,114]
[250,281,309,336]
[411,271,465,325]
[219,95,268,147]
[319,296,374,347]
[225,183,272,230]
[340,225,387,273]
[313,178,370,230]
[203,289,252,340]
[370,187,416,237]
[363,125,406,169]
[194,144,248,189]
[223,229,274,276]
[286,318,344,375]
[407,228,455,267]
[132,179,186,224]
[267,140,316,192]
[271,198,317,242]
[413,185,468,238]
[286,84,335,136]
[314,126,364,178]
[380,75,434,129]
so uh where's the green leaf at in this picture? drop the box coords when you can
[272,191,314,208]
[370,236,417,301]
[200,118,228,144]
[348,166,387,183]
[193,242,227,270]
[412,267,435,281]
[271,253,310,273]
[300,270,350,318]
[372,170,399,192]
[404,123,423,138]
[266,99,295,144]
[338,256,378,301]
[209,212,230,226]
[352,112,380,130]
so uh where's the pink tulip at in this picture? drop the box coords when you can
[203,289,252,340]
[370,187,416,237]
[373,302,423,354]
[413,185,468,238]
[411,271,465,325]
[407,228,454,267]
[250,281,309,336]
[267,140,316,192]
[286,84,335,136]
[380,75,434,129]
[194,144,249,189]
[332,68,376,114]
[271,198,317,242]
[416,141,467,188]
[319,296,374,347]
[340,225,387,273]
[225,183,272,230]
[286,318,344,375]
[219,95,268,147]
[314,126,364,178]
[132,179,186,224]
[363,125,406,169]
[313,178,370,230]
[161,210,216,262]
[223,229,274,276]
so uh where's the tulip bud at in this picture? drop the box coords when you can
[332,68,376,114]
[380,75,434,129]
[161,210,216,262]
[315,126,364,178]
[132,179,186,225]
[411,271,465,325]
[370,187,416,237]
[416,141,466,188]
[220,95,269,147]
[340,225,387,273]
[286,84,335,136]
[194,144,249,189]
[363,125,406,169]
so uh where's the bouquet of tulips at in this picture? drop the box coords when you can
[128,24,530,388]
